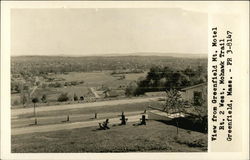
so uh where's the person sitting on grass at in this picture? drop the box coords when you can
[133,115,147,126]
[99,119,110,130]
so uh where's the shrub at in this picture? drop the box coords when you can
[41,83,48,88]
[71,81,79,86]
[125,81,138,97]
[41,94,47,103]
[79,80,84,84]
[73,93,78,101]
[54,82,62,88]
[13,100,19,106]
[57,93,69,102]
[32,97,39,104]
[80,96,84,101]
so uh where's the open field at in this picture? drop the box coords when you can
[11,71,147,106]
[52,71,146,87]
[12,120,207,153]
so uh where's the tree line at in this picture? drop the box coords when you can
[126,65,207,96]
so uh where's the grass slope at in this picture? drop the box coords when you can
[12,120,207,153]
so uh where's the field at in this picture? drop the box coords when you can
[11,71,147,107]
[12,120,207,153]
[52,71,146,87]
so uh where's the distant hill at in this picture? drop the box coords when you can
[11,55,207,75]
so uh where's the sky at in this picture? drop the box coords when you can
[11,8,208,56]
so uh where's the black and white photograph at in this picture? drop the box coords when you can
[10,7,208,153]
[1,1,249,159]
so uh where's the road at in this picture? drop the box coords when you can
[12,111,143,128]
[12,114,148,135]
[89,87,100,98]
[12,96,162,116]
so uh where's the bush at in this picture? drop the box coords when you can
[41,83,48,88]
[41,94,47,103]
[73,93,78,101]
[79,80,84,84]
[71,81,79,86]
[32,97,39,103]
[54,82,62,88]
[48,82,62,88]
[13,100,19,106]
[57,93,69,102]
[125,81,138,97]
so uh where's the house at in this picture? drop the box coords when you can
[180,83,207,106]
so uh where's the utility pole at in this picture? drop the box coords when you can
[33,102,37,125]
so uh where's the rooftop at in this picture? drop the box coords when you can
[181,83,207,91]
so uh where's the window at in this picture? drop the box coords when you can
[193,91,202,106]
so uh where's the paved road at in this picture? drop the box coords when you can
[12,97,162,116]
[89,87,100,98]
[12,111,143,128]
[12,114,148,135]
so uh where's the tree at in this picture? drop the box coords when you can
[164,89,186,136]
[32,97,39,125]
[164,89,185,113]
[190,96,208,133]
[125,81,138,97]
[57,93,69,102]
[20,92,28,107]
[32,97,39,104]
[73,93,78,101]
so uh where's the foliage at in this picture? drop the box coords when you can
[32,97,39,103]
[192,98,208,132]
[73,93,78,101]
[57,93,69,102]
[48,82,62,88]
[13,100,19,106]
[135,66,207,95]
[125,81,138,97]
[20,93,28,107]
[164,89,185,113]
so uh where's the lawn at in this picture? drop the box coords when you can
[52,71,146,88]
[11,120,207,153]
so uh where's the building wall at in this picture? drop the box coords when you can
[181,85,207,104]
